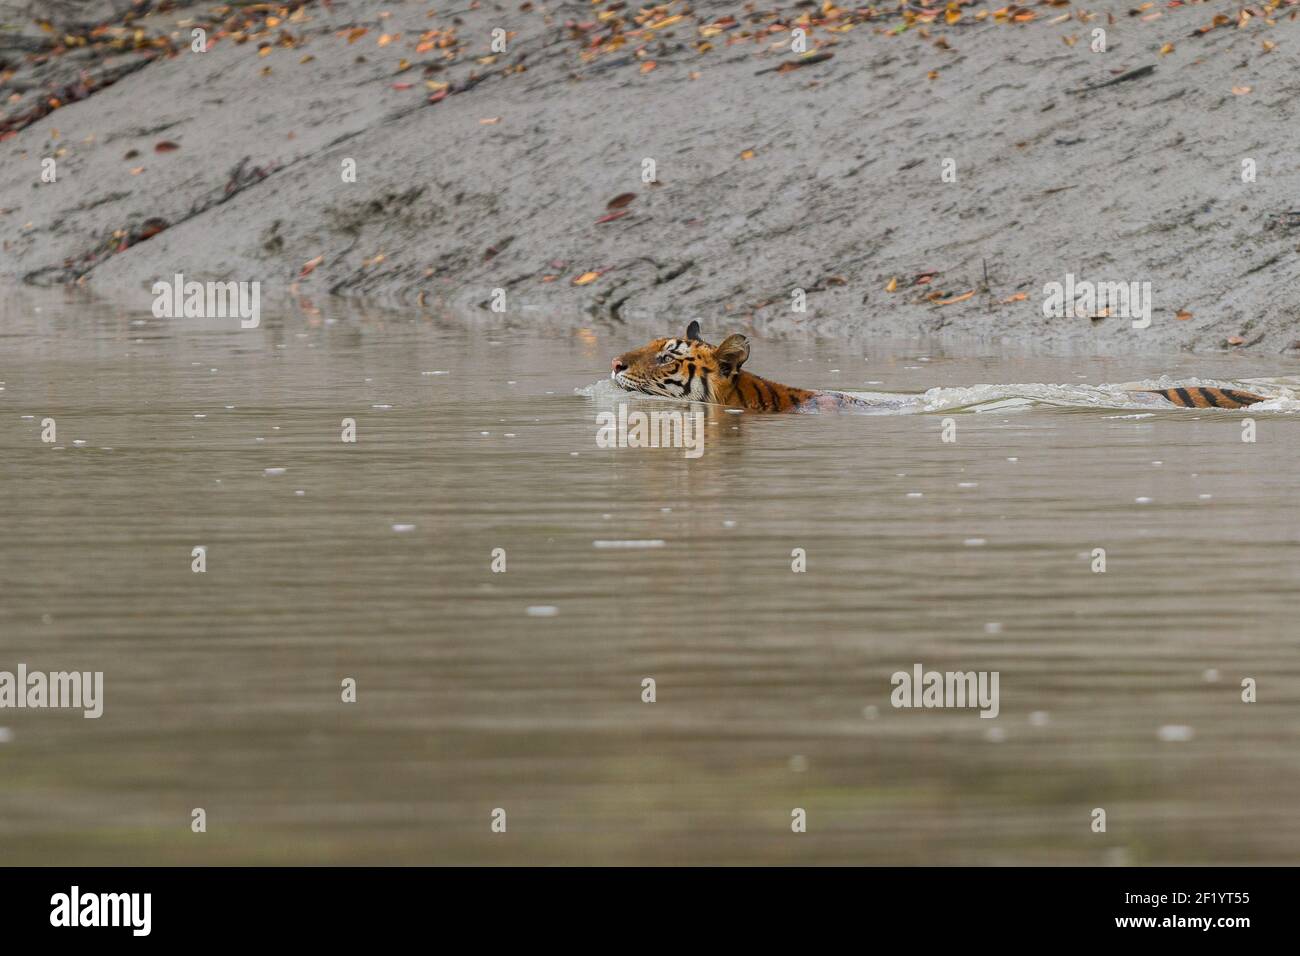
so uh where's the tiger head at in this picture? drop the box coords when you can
[610,321,750,401]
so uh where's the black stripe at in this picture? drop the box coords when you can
[1174,387,1194,407]
[1198,387,1221,408]
[1223,389,1256,407]
[758,380,775,411]
[683,362,696,397]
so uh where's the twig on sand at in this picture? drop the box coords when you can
[755,52,835,76]
[1067,64,1156,95]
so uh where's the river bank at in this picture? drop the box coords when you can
[2,0,1298,353]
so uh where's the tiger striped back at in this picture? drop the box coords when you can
[1145,387,1265,409]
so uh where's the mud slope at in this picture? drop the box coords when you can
[2,0,1298,352]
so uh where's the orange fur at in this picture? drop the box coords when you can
[610,322,850,412]
[1144,386,1265,409]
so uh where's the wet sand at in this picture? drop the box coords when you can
[2,1,1299,353]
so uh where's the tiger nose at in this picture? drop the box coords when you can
[611,358,627,373]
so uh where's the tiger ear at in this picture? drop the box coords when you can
[715,334,750,378]
[685,320,702,342]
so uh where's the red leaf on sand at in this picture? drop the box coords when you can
[154,141,180,153]
[595,211,629,224]
[137,218,168,240]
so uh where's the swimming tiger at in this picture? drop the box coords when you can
[609,322,1267,412]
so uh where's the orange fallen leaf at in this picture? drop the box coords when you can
[480,116,501,124]
[129,166,144,175]
[1175,309,1193,321]
[1232,85,1252,95]
[299,255,324,278]
[392,82,413,90]
[1002,292,1028,303]
[573,271,601,286]
[640,60,657,74]
[1159,43,1175,56]
[1227,335,1244,345]
[775,52,835,73]
[885,277,898,293]
[739,149,756,160]
[646,14,684,31]
[934,290,976,306]
[346,27,368,44]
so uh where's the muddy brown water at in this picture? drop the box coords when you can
[1,295,1297,864]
